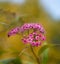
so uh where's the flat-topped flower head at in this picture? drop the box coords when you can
[8,23,46,47]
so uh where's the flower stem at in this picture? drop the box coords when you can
[19,46,28,56]
[30,45,40,64]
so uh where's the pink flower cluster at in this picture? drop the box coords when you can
[20,23,45,46]
[8,27,20,37]
[22,32,45,47]
[20,23,45,33]
[8,23,46,47]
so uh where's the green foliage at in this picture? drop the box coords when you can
[0,50,5,55]
[0,58,14,64]
[41,48,49,64]
[10,57,22,64]
[38,42,49,64]
[0,57,22,64]
[38,44,48,56]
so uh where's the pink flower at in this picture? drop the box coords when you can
[8,27,20,37]
[22,32,45,47]
[8,23,46,47]
[20,23,46,46]
[22,38,28,44]
[35,42,41,47]
[29,33,34,38]
[33,32,37,35]
[20,23,45,33]
[27,38,33,43]
[31,42,36,46]
[31,41,41,47]
[41,35,46,41]
[35,36,40,40]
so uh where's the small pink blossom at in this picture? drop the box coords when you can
[31,42,36,46]
[27,37,33,43]
[31,41,41,47]
[22,38,28,44]
[35,36,40,40]
[40,35,46,41]
[35,42,41,47]
[33,32,37,35]
[29,33,34,38]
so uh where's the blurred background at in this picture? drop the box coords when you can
[0,0,60,64]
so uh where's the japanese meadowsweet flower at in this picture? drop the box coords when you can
[20,23,45,46]
[7,23,46,64]
[8,23,46,47]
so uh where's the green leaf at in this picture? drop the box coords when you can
[41,48,49,64]
[38,42,49,64]
[0,58,15,64]
[0,57,22,64]
[0,47,6,56]
[38,45,48,56]
[10,57,22,64]
[0,50,5,55]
